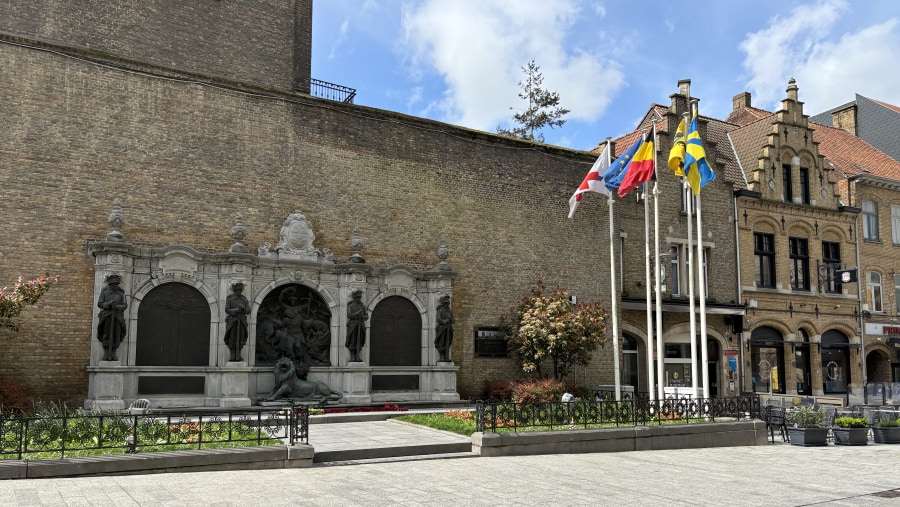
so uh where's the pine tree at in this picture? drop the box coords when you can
[496,60,570,143]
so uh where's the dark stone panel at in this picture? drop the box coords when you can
[138,376,205,395]
[371,375,419,391]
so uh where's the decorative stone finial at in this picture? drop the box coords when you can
[436,234,451,271]
[106,198,126,242]
[349,226,365,263]
[229,213,248,253]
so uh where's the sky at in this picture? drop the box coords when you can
[312,0,900,152]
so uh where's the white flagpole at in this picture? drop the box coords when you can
[606,139,622,402]
[682,110,698,400]
[653,127,663,402]
[692,100,710,402]
[642,134,653,404]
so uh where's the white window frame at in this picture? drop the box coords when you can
[867,271,883,313]
[863,200,879,241]
[891,205,900,245]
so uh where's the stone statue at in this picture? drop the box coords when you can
[435,295,454,362]
[97,274,127,361]
[263,357,343,403]
[224,281,250,362]
[345,290,368,362]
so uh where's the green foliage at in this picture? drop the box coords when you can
[877,419,900,428]
[786,405,825,428]
[504,280,608,380]
[496,60,570,143]
[1,410,281,460]
[834,416,867,428]
[0,274,59,331]
[393,412,476,436]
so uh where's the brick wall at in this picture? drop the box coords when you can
[0,40,616,400]
[1,0,304,92]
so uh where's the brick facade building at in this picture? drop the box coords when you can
[1,0,618,403]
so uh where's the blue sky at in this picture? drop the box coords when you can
[312,0,900,152]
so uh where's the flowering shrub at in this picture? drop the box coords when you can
[444,409,473,421]
[0,274,59,331]
[504,280,608,380]
[510,378,567,403]
[0,376,32,413]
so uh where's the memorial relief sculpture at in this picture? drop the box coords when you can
[255,284,332,371]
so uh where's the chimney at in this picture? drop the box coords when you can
[678,79,691,96]
[733,92,751,111]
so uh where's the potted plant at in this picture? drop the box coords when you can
[872,419,900,444]
[786,405,828,446]
[833,416,868,445]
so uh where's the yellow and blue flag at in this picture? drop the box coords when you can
[667,118,686,177]
[684,115,716,194]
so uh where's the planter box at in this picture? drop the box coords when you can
[833,427,868,446]
[787,427,828,446]
[872,426,900,444]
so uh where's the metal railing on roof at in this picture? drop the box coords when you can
[310,78,356,104]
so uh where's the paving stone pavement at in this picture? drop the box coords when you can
[3,441,900,506]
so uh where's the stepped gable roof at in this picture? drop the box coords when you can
[811,121,900,181]
[728,115,778,185]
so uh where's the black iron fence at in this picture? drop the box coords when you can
[475,395,760,432]
[0,406,308,460]
[310,78,356,103]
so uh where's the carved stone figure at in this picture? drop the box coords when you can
[263,357,343,403]
[435,295,454,362]
[345,290,368,362]
[254,284,332,368]
[224,282,250,361]
[97,274,127,361]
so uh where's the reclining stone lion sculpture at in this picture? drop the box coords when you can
[264,356,343,403]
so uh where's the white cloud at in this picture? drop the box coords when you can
[797,19,900,112]
[739,0,900,113]
[399,0,625,131]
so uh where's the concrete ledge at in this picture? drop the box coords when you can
[2,445,314,480]
[313,442,471,463]
[472,421,767,457]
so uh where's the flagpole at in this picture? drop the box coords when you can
[680,111,698,400]
[691,100,710,403]
[643,141,653,404]
[605,139,622,402]
[653,126,663,402]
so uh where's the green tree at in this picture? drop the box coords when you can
[504,280,607,380]
[496,60,570,143]
[0,274,59,331]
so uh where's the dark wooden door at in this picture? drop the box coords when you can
[136,283,210,366]
[370,296,421,366]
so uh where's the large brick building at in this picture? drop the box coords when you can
[2,0,630,405]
